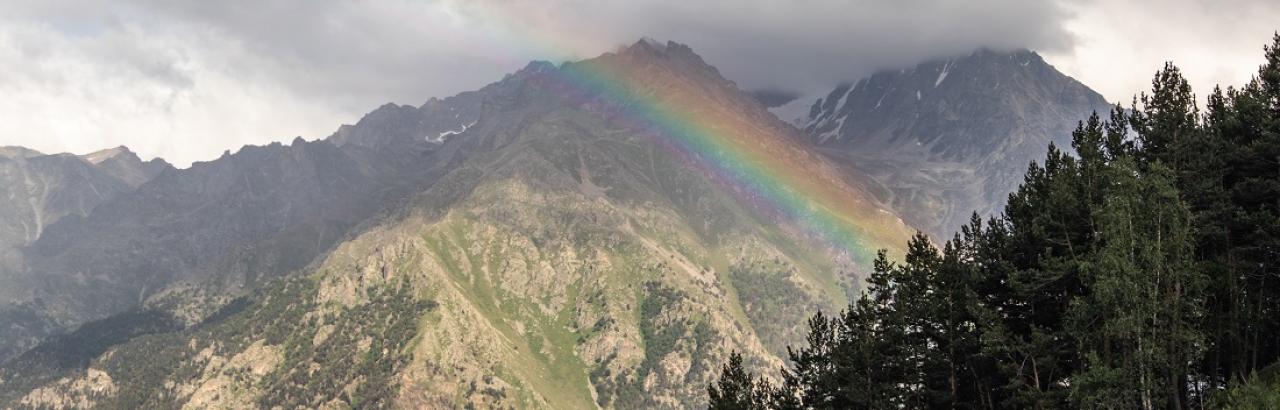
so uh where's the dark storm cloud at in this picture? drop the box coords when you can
[18,0,1078,109]
[449,0,1077,96]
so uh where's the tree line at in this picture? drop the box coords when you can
[710,34,1280,409]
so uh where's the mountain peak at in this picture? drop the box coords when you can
[967,46,1034,58]
[0,146,44,159]
[76,145,171,188]
[799,47,1112,237]
[639,36,665,49]
[629,36,692,55]
[585,38,732,97]
[81,146,138,164]
[519,60,557,74]
[624,37,670,55]
[614,37,703,64]
[803,46,1104,141]
[962,47,1046,69]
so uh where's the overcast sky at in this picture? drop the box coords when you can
[1,0,1277,167]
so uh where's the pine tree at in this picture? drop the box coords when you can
[930,227,984,407]
[1070,159,1203,409]
[1134,63,1199,167]
[762,250,916,409]
[709,352,772,410]
[777,311,841,408]
[1192,33,1280,393]
[994,143,1096,408]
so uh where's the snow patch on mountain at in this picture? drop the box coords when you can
[935,60,952,87]
[817,116,845,144]
[429,121,475,143]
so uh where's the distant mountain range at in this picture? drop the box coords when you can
[0,41,1111,408]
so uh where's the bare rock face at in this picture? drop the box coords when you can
[802,48,1114,237]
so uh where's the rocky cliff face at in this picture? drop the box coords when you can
[802,48,1113,237]
[0,40,914,408]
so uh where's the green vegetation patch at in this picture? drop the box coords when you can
[727,261,819,357]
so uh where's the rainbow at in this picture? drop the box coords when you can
[518,44,913,268]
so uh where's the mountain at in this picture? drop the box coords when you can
[0,121,468,363]
[0,40,914,408]
[79,147,170,187]
[0,146,167,267]
[0,147,43,160]
[801,48,1113,236]
[0,65,523,363]
[0,147,170,362]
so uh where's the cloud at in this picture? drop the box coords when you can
[748,88,804,108]
[0,1,541,166]
[445,0,1077,93]
[0,0,1273,166]
[1040,0,1280,105]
